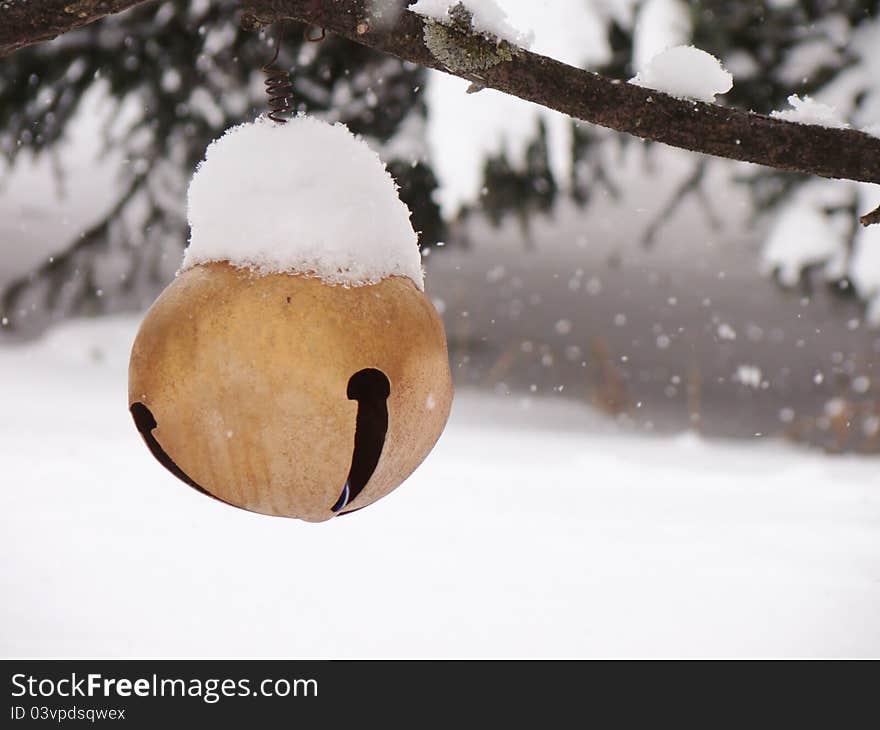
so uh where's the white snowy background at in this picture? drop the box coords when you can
[1,316,879,657]
[2,0,880,657]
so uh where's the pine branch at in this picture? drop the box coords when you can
[0,1,152,57]
[240,0,880,226]
[3,0,879,224]
[0,172,149,324]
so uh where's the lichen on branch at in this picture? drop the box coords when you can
[239,0,880,227]
[421,3,519,73]
[2,0,880,226]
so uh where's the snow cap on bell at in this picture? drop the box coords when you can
[183,115,424,290]
[130,114,451,522]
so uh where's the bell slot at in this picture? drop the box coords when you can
[332,368,390,513]
[130,402,215,499]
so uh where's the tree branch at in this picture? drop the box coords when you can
[861,205,880,226]
[241,0,880,225]
[0,0,152,57]
[3,0,879,224]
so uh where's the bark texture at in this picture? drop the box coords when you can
[241,0,880,225]
[2,0,879,223]
[0,0,151,57]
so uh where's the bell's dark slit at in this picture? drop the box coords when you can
[332,368,390,514]
[130,402,222,502]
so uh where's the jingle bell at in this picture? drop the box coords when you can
[128,117,452,521]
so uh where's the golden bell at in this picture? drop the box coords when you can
[128,261,452,522]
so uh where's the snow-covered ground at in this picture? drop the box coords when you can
[1,315,879,658]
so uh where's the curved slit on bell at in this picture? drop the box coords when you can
[130,402,221,502]
[331,368,390,513]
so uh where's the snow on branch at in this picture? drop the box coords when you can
[2,0,880,225]
[239,0,880,226]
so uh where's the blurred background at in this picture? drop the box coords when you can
[3,0,880,451]
[3,0,880,659]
